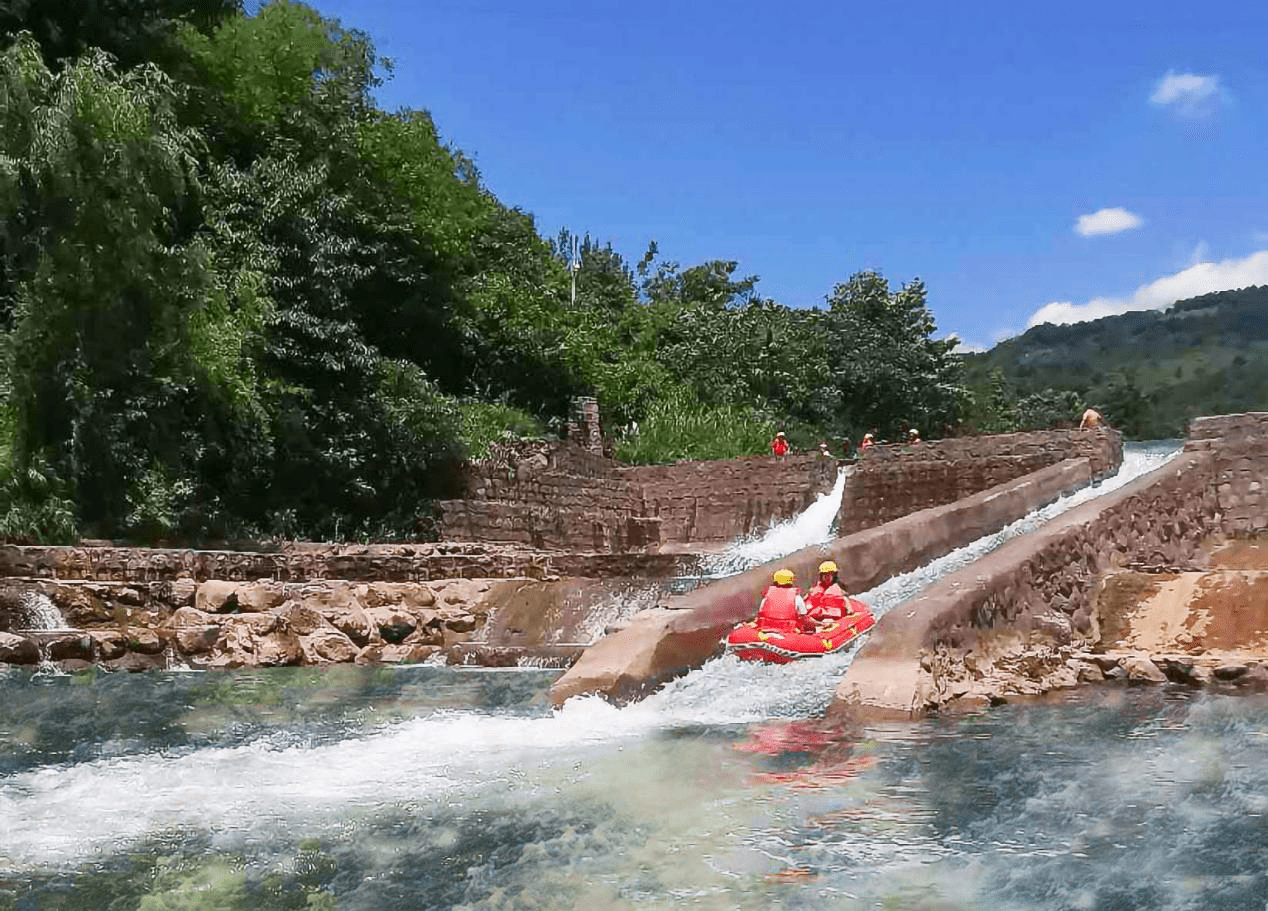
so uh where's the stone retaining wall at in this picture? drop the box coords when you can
[0,577,507,672]
[436,445,837,552]
[0,542,694,584]
[837,428,1121,535]
[833,449,1221,718]
[618,454,837,545]
[549,457,1098,705]
[1188,412,1268,534]
[435,431,1119,553]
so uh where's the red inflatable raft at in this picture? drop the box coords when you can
[724,599,875,664]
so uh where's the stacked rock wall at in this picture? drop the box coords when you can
[0,542,692,584]
[0,577,507,672]
[435,440,658,551]
[436,431,1119,553]
[436,443,837,552]
[836,447,1223,718]
[617,454,837,546]
[837,428,1122,535]
[1188,412,1268,534]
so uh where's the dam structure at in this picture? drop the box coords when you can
[7,415,1268,708]
[0,425,1121,675]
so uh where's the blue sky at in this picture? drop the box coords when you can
[308,0,1268,350]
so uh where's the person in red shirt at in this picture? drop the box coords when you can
[804,560,852,628]
[756,568,807,632]
[770,431,789,458]
[859,432,875,451]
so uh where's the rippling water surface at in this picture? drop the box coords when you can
[3,669,1268,910]
[6,440,1250,910]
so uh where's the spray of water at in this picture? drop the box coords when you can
[699,466,849,578]
[17,592,69,631]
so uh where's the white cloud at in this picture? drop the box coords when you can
[1075,207,1144,237]
[949,336,985,354]
[1188,240,1210,265]
[1150,71,1222,114]
[1027,248,1268,328]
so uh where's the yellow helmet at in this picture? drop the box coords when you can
[772,568,795,585]
[818,560,838,574]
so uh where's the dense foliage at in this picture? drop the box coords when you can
[0,1,967,543]
[963,286,1268,438]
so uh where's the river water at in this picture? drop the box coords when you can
[8,442,1262,911]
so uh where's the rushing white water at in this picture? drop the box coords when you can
[698,465,850,577]
[0,444,1183,877]
[568,583,663,644]
[16,591,69,631]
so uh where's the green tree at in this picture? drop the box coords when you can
[823,271,964,439]
[0,0,238,72]
[0,37,268,536]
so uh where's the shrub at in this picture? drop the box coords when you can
[614,385,776,464]
[459,400,546,460]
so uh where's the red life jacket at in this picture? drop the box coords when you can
[771,438,789,456]
[805,582,849,622]
[757,585,801,632]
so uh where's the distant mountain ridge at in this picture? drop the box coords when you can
[962,285,1268,438]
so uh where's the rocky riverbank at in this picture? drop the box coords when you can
[0,578,501,671]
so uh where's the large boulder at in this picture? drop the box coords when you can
[125,628,164,655]
[254,631,303,667]
[173,625,220,654]
[195,581,240,614]
[364,606,417,643]
[221,613,280,637]
[361,582,436,610]
[47,633,95,661]
[273,601,326,636]
[234,582,288,613]
[87,629,128,660]
[301,629,359,664]
[1122,654,1168,683]
[169,606,219,628]
[0,632,38,664]
[298,585,374,645]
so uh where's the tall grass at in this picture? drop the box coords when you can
[459,400,546,459]
[614,387,777,464]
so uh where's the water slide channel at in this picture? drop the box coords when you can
[7,442,1267,910]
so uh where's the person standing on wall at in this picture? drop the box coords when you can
[756,568,807,632]
[1080,408,1105,430]
[770,431,789,459]
[859,432,875,452]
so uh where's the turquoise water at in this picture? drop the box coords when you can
[2,667,1267,909]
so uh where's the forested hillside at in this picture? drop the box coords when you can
[963,285,1268,439]
[0,0,964,543]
